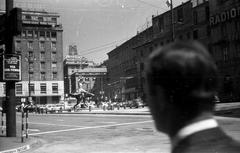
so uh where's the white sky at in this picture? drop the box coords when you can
[1,0,187,63]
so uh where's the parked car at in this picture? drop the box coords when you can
[129,98,145,108]
[46,104,63,113]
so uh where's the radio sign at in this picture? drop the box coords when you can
[2,54,21,81]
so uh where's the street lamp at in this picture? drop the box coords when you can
[24,54,36,105]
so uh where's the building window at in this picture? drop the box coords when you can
[34,31,38,38]
[38,16,43,22]
[40,72,46,81]
[27,30,33,37]
[193,30,198,39]
[51,52,56,60]
[40,83,47,94]
[193,11,198,25]
[205,6,209,21]
[46,31,50,38]
[16,84,22,95]
[51,32,56,38]
[52,72,57,80]
[140,50,143,57]
[52,83,58,94]
[140,63,144,71]
[51,42,56,50]
[27,41,33,50]
[28,51,33,58]
[39,31,45,38]
[22,31,26,37]
[25,15,31,20]
[52,62,57,70]
[40,62,45,71]
[3,84,5,94]
[40,52,45,60]
[51,17,57,22]
[221,24,227,37]
[39,41,45,50]
[30,83,35,94]
[177,7,183,23]
[158,17,164,32]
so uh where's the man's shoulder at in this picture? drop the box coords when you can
[173,127,240,153]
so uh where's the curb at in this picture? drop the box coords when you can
[0,144,30,153]
[59,111,151,115]
[0,138,42,153]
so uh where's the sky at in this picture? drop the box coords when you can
[1,0,187,64]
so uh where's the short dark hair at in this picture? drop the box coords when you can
[146,41,218,108]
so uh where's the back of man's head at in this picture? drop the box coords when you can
[146,41,219,112]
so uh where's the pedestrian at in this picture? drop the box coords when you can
[145,41,240,153]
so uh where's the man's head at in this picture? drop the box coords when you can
[146,41,219,135]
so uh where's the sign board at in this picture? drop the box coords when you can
[1,54,21,81]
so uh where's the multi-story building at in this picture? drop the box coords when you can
[107,36,142,101]
[107,0,211,102]
[63,54,94,96]
[0,9,64,104]
[133,27,153,101]
[209,0,240,101]
[70,67,107,96]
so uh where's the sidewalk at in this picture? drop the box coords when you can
[0,136,42,153]
[1,102,240,153]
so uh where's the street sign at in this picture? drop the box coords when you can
[0,54,21,81]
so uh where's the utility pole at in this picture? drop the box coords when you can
[5,0,16,137]
[170,0,175,41]
[0,0,22,137]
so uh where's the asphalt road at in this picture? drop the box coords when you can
[15,113,240,153]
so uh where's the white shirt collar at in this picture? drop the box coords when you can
[171,119,218,149]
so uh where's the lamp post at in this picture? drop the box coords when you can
[25,54,36,105]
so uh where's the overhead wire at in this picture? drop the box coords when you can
[77,36,132,56]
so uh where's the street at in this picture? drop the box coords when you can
[13,113,240,153]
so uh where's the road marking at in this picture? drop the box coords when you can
[32,113,151,118]
[28,129,40,132]
[26,122,87,128]
[100,121,118,124]
[29,120,153,136]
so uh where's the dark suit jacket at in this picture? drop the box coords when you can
[173,127,240,153]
